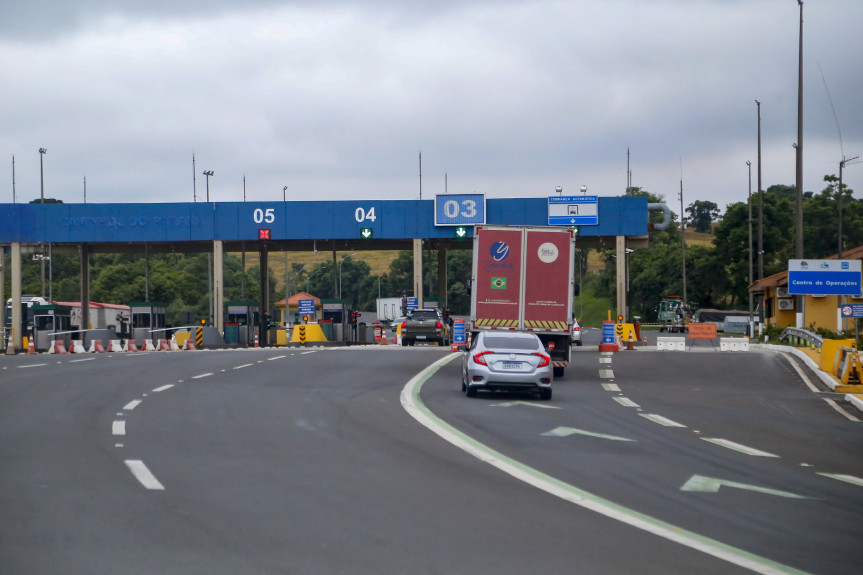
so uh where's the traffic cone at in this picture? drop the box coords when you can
[254,331,260,348]
[5,334,15,355]
[28,335,36,355]
[380,330,387,345]
[627,332,635,351]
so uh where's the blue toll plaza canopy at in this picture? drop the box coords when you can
[0,196,647,244]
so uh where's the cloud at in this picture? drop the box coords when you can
[1,0,861,212]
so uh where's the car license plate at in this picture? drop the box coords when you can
[416,335,426,340]
[501,361,520,369]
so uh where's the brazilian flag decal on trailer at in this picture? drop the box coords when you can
[491,277,507,289]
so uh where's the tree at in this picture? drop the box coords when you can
[685,200,720,233]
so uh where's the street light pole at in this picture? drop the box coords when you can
[39,148,47,202]
[203,170,214,202]
[747,161,754,336]
[337,253,356,299]
[795,0,804,262]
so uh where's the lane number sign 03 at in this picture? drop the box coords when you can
[435,194,486,225]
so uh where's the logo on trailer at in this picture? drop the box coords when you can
[490,241,509,262]
[537,242,559,263]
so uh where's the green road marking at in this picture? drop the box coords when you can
[491,401,560,409]
[701,438,778,457]
[542,426,635,441]
[681,475,809,499]
[817,473,863,487]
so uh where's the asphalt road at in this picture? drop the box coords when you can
[1,344,861,574]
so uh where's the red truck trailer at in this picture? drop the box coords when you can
[470,225,575,377]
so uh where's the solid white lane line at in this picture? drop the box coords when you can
[701,438,778,458]
[267,355,286,361]
[152,384,174,392]
[823,397,860,422]
[191,373,213,379]
[613,397,640,408]
[124,460,165,490]
[112,421,126,436]
[123,400,142,410]
[640,413,687,427]
[18,363,48,368]
[68,357,96,363]
[233,363,254,370]
[301,351,317,355]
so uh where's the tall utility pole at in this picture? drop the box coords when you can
[418,151,422,200]
[795,0,804,261]
[794,0,805,328]
[756,100,764,279]
[679,172,687,304]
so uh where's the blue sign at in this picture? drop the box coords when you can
[602,322,616,345]
[840,304,863,318]
[788,259,862,295]
[298,299,315,314]
[548,195,599,226]
[406,297,419,311]
[435,194,486,226]
[452,319,466,344]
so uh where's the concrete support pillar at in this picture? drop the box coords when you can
[11,243,22,350]
[615,235,627,323]
[213,240,224,336]
[413,238,423,308]
[80,244,90,331]
[437,248,447,310]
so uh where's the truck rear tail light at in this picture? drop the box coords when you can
[436,321,442,329]
[473,351,494,366]
[548,341,555,350]
[532,353,550,367]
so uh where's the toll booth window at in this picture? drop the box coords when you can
[133,313,151,328]
[35,315,55,330]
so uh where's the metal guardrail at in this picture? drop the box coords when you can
[780,327,823,350]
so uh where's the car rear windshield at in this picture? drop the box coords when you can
[410,311,438,320]
[483,336,540,350]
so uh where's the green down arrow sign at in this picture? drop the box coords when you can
[360,228,373,239]
[455,226,467,238]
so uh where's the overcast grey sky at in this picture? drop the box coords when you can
[2,0,861,216]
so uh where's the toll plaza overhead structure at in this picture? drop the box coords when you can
[0,196,649,351]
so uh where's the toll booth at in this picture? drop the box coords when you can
[225,300,259,346]
[32,304,74,351]
[321,299,347,342]
[130,301,167,347]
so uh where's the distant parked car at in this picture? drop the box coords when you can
[460,331,552,400]
[390,316,408,333]
[571,318,582,346]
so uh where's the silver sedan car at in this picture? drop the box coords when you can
[461,331,553,400]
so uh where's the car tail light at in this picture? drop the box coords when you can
[436,321,442,329]
[532,353,550,367]
[473,351,494,366]
[548,341,555,350]
[573,326,580,332]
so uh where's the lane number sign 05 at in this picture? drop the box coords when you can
[253,208,275,224]
[435,193,486,225]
